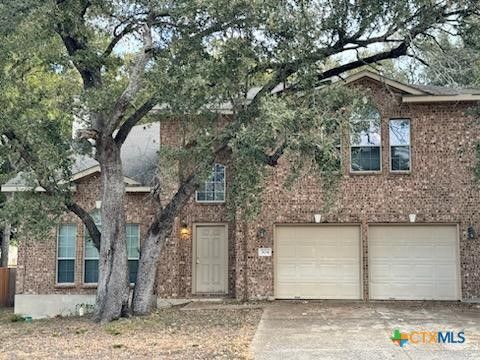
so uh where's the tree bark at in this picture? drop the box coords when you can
[1,223,10,267]
[131,218,173,314]
[132,173,199,315]
[94,136,129,323]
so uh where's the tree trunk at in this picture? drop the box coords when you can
[94,136,129,323]
[131,218,174,315]
[132,171,200,315]
[1,223,10,267]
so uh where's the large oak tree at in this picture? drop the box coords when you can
[0,0,478,322]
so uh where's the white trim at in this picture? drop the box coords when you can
[1,165,143,193]
[1,186,46,192]
[70,165,101,181]
[343,70,426,95]
[70,165,141,185]
[125,186,151,192]
[402,94,480,103]
[1,184,147,193]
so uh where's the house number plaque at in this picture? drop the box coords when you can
[258,247,272,257]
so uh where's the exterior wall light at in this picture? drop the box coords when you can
[467,226,477,240]
[180,223,191,240]
[314,214,322,223]
[409,213,417,223]
[95,200,102,209]
[257,228,267,239]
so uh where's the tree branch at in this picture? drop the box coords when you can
[2,129,102,250]
[67,202,101,250]
[264,142,287,167]
[107,23,153,135]
[102,22,137,59]
[114,95,158,145]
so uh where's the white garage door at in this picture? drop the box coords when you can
[369,225,460,300]
[275,225,361,299]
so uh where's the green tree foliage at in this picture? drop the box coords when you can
[0,6,81,235]
[0,0,478,319]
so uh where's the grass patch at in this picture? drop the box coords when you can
[105,324,122,336]
[9,314,25,323]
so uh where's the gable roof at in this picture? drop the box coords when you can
[343,70,427,95]
[1,122,159,193]
[343,70,480,103]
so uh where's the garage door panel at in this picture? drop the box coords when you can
[369,225,459,300]
[296,246,317,258]
[276,226,360,299]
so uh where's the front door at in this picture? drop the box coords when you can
[194,225,228,294]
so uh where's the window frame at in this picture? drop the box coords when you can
[126,223,140,285]
[83,210,101,285]
[195,163,226,204]
[389,118,412,173]
[56,223,77,285]
[349,114,382,174]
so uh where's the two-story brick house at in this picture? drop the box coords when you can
[4,71,480,318]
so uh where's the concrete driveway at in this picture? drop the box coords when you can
[251,301,480,359]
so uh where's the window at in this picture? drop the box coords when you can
[84,210,101,284]
[126,224,140,284]
[196,163,225,203]
[84,210,140,284]
[389,119,411,172]
[57,224,77,284]
[350,108,381,172]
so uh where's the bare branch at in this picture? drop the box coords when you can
[115,95,158,145]
[107,23,153,135]
[67,202,101,250]
[102,22,137,59]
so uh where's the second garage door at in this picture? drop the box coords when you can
[369,225,460,300]
[275,225,361,299]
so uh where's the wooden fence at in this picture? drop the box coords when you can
[0,267,15,307]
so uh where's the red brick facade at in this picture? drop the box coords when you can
[16,77,480,302]
[15,174,154,296]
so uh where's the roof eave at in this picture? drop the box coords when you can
[402,94,480,103]
[343,70,428,95]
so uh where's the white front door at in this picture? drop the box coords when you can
[275,225,361,299]
[194,225,228,294]
[369,225,460,300]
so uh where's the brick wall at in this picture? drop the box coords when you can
[16,77,480,301]
[16,174,154,295]
[233,78,480,300]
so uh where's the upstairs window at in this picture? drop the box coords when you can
[84,210,101,284]
[350,108,381,172]
[389,119,411,172]
[57,224,77,284]
[196,164,225,203]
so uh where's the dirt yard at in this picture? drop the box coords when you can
[0,304,263,359]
